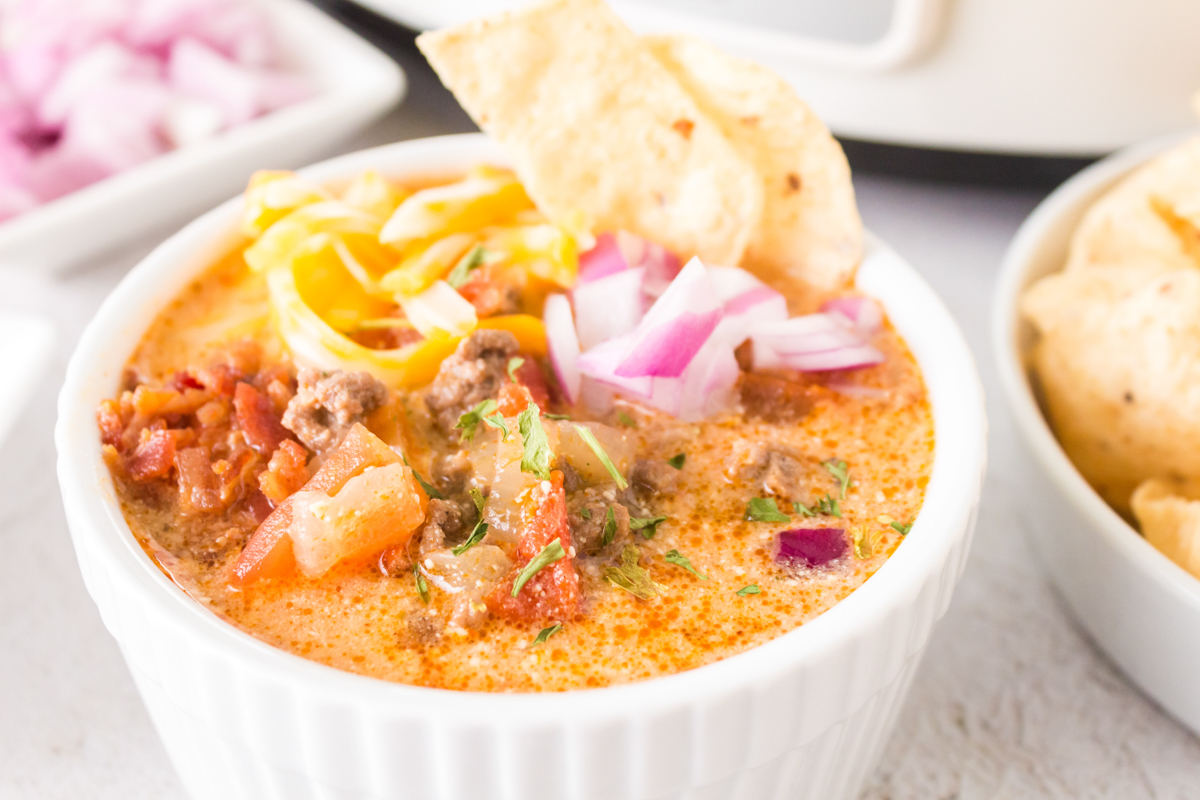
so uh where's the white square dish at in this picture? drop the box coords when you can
[0,0,405,273]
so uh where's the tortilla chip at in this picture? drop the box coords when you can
[644,35,861,293]
[416,0,762,267]
[1022,265,1200,515]
[1066,136,1200,274]
[1131,479,1200,579]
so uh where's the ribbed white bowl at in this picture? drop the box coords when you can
[993,132,1200,736]
[56,134,985,800]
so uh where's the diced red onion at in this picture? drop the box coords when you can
[571,266,645,350]
[576,232,628,284]
[543,293,581,405]
[576,335,653,399]
[776,527,846,567]
[774,344,885,372]
[708,266,788,350]
[614,256,722,378]
[821,296,883,335]
[617,230,681,298]
[749,313,884,372]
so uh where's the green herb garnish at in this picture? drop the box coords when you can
[531,623,562,647]
[511,538,566,596]
[413,562,430,604]
[629,515,667,539]
[792,500,816,517]
[573,424,628,489]
[602,506,618,545]
[744,497,790,522]
[617,411,637,428]
[506,356,525,381]
[604,545,659,600]
[446,244,487,288]
[579,507,592,520]
[736,584,762,596]
[484,411,510,441]
[456,399,498,442]
[402,455,443,500]
[823,458,852,498]
[452,488,488,556]
[815,493,842,518]
[664,549,707,580]
[667,453,686,470]
[518,405,552,480]
[544,413,572,420]
[890,519,913,535]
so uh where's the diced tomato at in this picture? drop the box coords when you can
[234,382,291,455]
[496,382,534,417]
[97,399,125,448]
[168,371,205,392]
[232,424,412,585]
[512,358,550,410]
[231,499,296,584]
[175,447,222,513]
[459,271,516,318]
[258,439,309,503]
[486,471,582,621]
[127,429,176,482]
[245,490,274,524]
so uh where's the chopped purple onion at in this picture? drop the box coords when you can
[775,527,846,567]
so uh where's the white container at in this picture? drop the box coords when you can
[993,132,1200,736]
[56,134,986,800]
[360,0,1200,157]
[0,0,405,273]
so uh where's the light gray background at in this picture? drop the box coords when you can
[3,6,1198,798]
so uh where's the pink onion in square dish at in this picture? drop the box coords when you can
[0,0,312,222]
[776,527,847,567]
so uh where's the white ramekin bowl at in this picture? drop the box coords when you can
[993,133,1200,737]
[57,134,985,800]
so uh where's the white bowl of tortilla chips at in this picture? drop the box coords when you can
[995,130,1200,736]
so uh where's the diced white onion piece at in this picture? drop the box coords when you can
[398,280,477,338]
[543,293,581,404]
[576,335,653,399]
[571,266,644,350]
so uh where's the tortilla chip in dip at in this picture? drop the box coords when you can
[1065,136,1200,275]
[1023,265,1200,515]
[644,34,861,293]
[1132,480,1200,579]
[417,0,762,267]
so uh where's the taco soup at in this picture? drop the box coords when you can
[94,0,932,693]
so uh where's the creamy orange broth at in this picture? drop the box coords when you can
[110,250,932,693]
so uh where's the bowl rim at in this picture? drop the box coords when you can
[991,130,1200,612]
[56,132,986,721]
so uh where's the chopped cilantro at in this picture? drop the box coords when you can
[573,424,628,489]
[815,493,842,518]
[518,405,552,480]
[544,413,572,420]
[664,549,707,580]
[744,497,790,523]
[617,411,637,428]
[483,411,510,440]
[453,494,487,556]
[456,399,499,442]
[792,500,816,517]
[602,506,618,545]
[891,519,913,535]
[579,507,592,520]
[667,453,686,470]
[604,545,659,600]
[413,562,430,604]
[511,538,566,597]
[823,458,852,498]
[736,584,762,596]
[506,356,525,381]
[629,515,667,539]
[531,623,562,647]
[402,455,443,500]
[446,244,487,288]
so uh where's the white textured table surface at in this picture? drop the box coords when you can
[3,12,1200,799]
